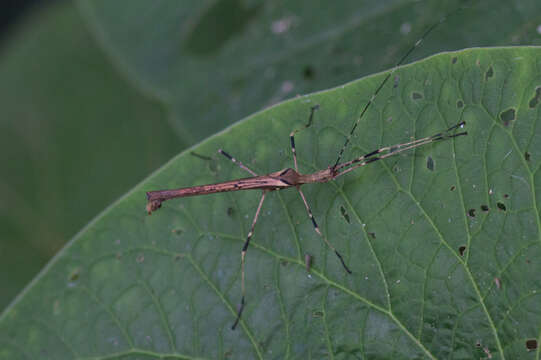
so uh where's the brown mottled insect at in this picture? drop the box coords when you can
[146,13,467,330]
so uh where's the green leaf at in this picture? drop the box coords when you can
[2,47,541,359]
[3,0,541,311]
[0,1,182,309]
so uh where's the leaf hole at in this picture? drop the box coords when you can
[426,156,434,171]
[394,75,400,88]
[485,66,494,80]
[303,65,315,80]
[459,245,466,256]
[136,253,145,263]
[481,204,490,212]
[174,253,184,261]
[368,232,376,239]
[468,208,476,217]
[227,207,235,217]
[526,339,538,350]
[525,151,531,161]
[68,268,80,282]
[456,100,464,108]
[412,92,423,100]
[528,86,541,109]
[451,57,457,64]
[499,108,516,126]
[340,205,350,224]
[503,194,509,199]
[171,228,184,235]
[450,185,456,191]
[497,202,506,211]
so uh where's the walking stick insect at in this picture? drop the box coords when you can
[146,14,467,330]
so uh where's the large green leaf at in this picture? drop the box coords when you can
[2,47,541,359]
[3,0,541,311]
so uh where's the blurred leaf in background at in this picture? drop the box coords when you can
[0,0,540,313]
[0,0,181,310]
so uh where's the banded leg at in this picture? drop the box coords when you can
[232,190,267,330]
[297,187,352,274]
[218,149,258,176]
[290,105,319,171]
[334,121,467,178]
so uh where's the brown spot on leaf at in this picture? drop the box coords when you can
[526,339,538,350]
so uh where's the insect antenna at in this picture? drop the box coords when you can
[332,7,466,170]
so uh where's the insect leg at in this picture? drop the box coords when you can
[296,187,352,274]
[335,122,467,178]
[232,190,267,330]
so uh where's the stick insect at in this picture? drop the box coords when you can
[146,13,467,330]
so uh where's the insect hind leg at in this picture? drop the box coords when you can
[231,190,267,330]
[297,187,352,274]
